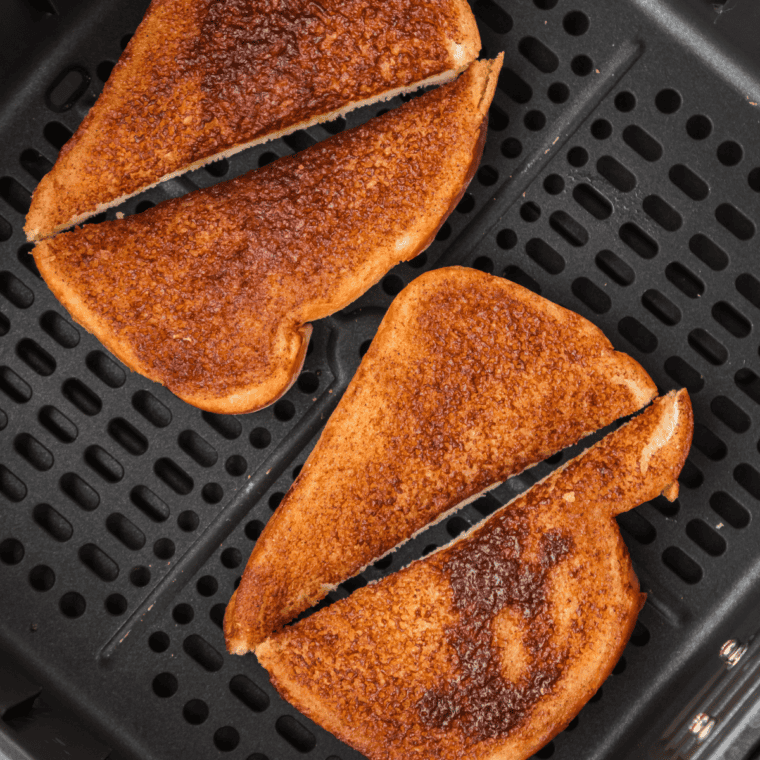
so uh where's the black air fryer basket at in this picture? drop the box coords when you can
[2,1,760,759]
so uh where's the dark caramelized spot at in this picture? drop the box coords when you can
[192,0,455,148]
[255,393,691,760]
[418,512,573,742]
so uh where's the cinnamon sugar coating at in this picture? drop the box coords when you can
[33,61,500,412]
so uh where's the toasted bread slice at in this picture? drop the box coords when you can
[224,266,659,653]
[32,59,501,414]
[256,390,694,760]
[25,0,481,241]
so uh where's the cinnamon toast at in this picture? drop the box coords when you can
[25,0,480,241]
[32,59,501,414]
[224,266,659,653]
[256,390,694,760]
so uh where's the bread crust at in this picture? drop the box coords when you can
[25,0,481,241]
[255,391,693,760]
[32,58,502,415]
[225,266,660,653]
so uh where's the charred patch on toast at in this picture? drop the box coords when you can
[254,393,691,760]
[418,510,574,744]
[193,0,457,146]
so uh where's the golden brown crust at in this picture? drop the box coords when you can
[255,391,693,760]
[225,266,659,653]
[25,0,481,241]
[32,58,501,414]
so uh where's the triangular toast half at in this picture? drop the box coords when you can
[32,58,501,414]
[25,0,480,241]
[256,390,693,760]
[225,266,659,653]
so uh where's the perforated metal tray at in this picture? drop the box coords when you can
[1,1,760,759]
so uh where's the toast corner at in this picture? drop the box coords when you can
[446,0,483,68]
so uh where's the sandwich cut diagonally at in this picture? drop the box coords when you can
[32,58,502,414]
[25,0,481,240]
[224,266,661,653]
[256,390,694,760]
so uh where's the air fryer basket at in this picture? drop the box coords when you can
[1,1,760,759]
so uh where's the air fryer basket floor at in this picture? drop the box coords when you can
[1,1,760,759]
